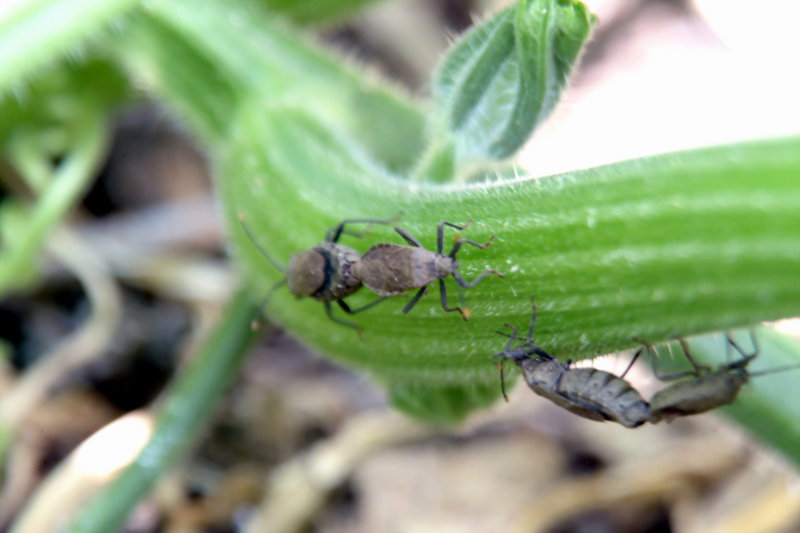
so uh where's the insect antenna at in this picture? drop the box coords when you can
[724,330,800,377]
[494,355,510,402]
[747,363,800,378]
[499,364,509,402]
[238,213,286,274]
[251,279,288,330]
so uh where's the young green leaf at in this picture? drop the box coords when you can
[429,0,595,171]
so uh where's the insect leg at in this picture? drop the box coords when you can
[394,227,423,247]
[250,279,288,330]
[325,216,401,243]
[323,300,362,334]
[633,338,695,381]
[494,324,520,349]
[531,346,554,358]
[527,297,538,341]
[725,330,759,364]
[498,362,510,402]
[620,347,643,379]
[437,220,473,254]
[447,236,496,260]
[337,296,389,315]
[747,329,760,356]
[452,269,504,288]
[402,287,428,314]
[437,278,467,320]
[677,337,711,375]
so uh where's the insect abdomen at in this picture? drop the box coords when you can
[649,372,747,423]
[354,244,442,295]
[560,369,651,428]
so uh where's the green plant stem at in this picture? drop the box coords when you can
[226,105,800,385]
[0,111,109,295]
[61,288,258,533]
[7,132,53,191]
[106,0,800,441]
[0,0,139,92]
[111,0,425,170]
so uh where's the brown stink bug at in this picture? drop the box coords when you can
[494,298,651,428]
[239,214,396,331]
[644,332,800,423]
[351,220,502,319]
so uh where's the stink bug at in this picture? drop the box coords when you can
[351,220,502,320]
[494,299,651,428]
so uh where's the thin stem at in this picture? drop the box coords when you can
[60,288,258,533]
[0,110,109,295]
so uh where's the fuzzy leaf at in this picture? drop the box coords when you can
[429,0,595,170]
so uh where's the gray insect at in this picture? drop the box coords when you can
[351,220,502,320]
[239,214,395,331]
[644,332,799,423]
[494,299,651,428]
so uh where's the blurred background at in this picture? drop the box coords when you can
[1,0,800,532]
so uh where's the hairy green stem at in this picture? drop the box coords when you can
[227,105,800,386]
[0,0,139,92]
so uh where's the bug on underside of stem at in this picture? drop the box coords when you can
[494,298,651,429]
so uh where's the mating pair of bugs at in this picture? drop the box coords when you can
[495,299,795,428]
[242,214,790,426]
[240,215,502,331]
